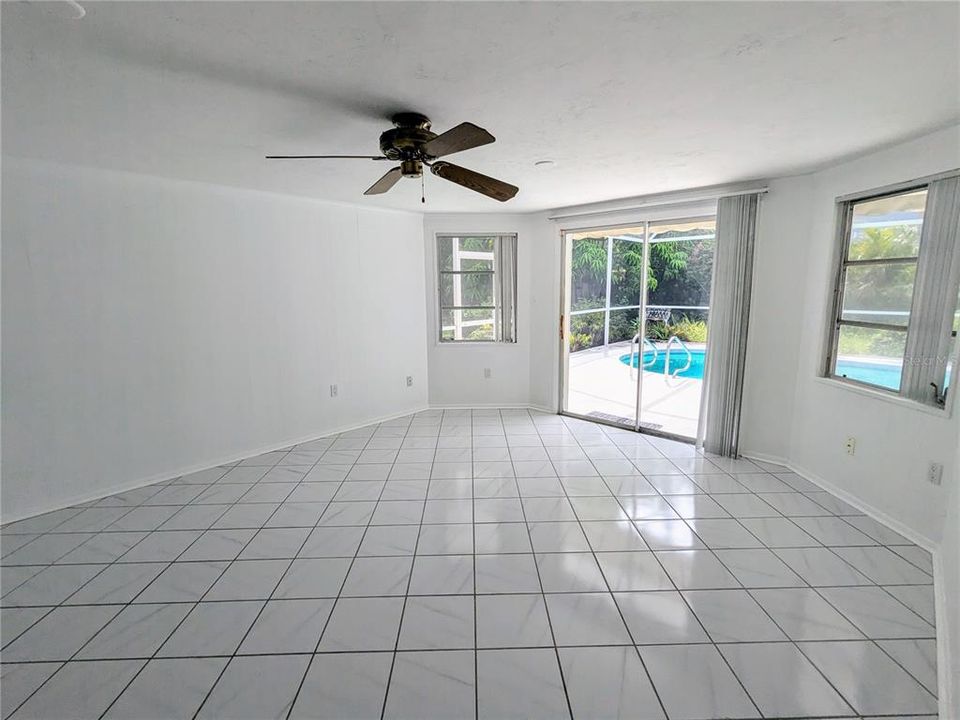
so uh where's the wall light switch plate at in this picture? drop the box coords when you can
[406,376,414,387]
[330,384,338,398]
[483,368,492,379]
[844,437,856,456]
[928,462,943,486]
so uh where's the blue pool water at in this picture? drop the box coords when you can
[620,351,918,392]
[834,360,901,391]
[620,350,707,379]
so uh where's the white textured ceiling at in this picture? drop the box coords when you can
[3,1,958,213]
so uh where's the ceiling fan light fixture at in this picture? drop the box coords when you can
[400,159,423,178]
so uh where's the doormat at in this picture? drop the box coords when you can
[586,411,662,432]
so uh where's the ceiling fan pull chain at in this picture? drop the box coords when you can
[421,173,426,204]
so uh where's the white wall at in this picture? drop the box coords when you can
[527,212,562,411]
[742,126,960,545]
[739,175,813,459]
[2,157,428,522]
[423,213,541,408]
[941,463,960,718]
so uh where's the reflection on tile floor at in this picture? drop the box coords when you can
[0,409,939,719]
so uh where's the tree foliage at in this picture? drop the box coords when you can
[568,229,714,351]
[837,224,920,358]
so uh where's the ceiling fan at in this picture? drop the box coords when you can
[266,112,518,202]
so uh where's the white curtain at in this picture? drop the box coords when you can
[699,193,761,457]
[497,234,518,343]
[901,176,960,404]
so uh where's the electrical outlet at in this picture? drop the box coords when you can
[928,462,943,486]
[844,437,856,456]
[406,376,414,387]
[483,368,492,379]
[329,384,338,398]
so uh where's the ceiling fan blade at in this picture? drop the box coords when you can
[364,167,404,195]
[430,161,518,202]
[422,122,495,158]
[265,155,389,160]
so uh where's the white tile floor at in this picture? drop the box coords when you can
[0,409,939,719]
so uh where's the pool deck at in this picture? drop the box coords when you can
[567,340,705,438]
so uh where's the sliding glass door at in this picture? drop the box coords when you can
[637,218,715,438]
[563,225,645,427]
[561,216,715,439]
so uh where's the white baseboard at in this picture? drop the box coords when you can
[0,405,429,526]
[426,402,543,410]
[930,549,956,720]
[2,403,553,526]
[741,450,936,552]
[528,404,559,414]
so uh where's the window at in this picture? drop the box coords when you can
[437,234,517,343]
[826,177,960,406]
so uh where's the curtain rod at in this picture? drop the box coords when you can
[547,182,769,222]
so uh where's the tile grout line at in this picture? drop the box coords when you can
[641,457,864,716]
[510,410,576,720]
[658,441,934,712]
[283,411,420,720]
[697,461,939,698]
[93,444,337,720]
[642,448,938,696]
[598,423,806,715]
[531,412,673,720]
[0,409,941,719]
[3,465,269,719]
[556,419,734,716]
[590,420,765,716]
[471,410,479,720]
[653,445,938,710]
[0,479,232,708]
[378,410,440,720]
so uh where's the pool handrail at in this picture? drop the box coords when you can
[664,335,693,379]
[629,333,659,380]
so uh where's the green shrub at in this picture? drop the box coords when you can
[570,312,604,351]
[468,323,494,340]
[567,311,708,351]
[645,320,671,341]
[568,333,593,352]
[669,317,708,343]
[837,325,904,357]
[608,312,640,343]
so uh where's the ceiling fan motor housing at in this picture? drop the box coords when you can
[379,112,438,165]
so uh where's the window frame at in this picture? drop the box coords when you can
[436,233,517,344]
[825,184,926,396]
[824,179,960,407]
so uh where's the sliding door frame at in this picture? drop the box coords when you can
[557,215,714,443]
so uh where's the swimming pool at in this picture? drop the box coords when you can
[619,350,707,379]
[833,360,901,391]
[619,350,913,390]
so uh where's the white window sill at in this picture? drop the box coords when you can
[813,376,951,419]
